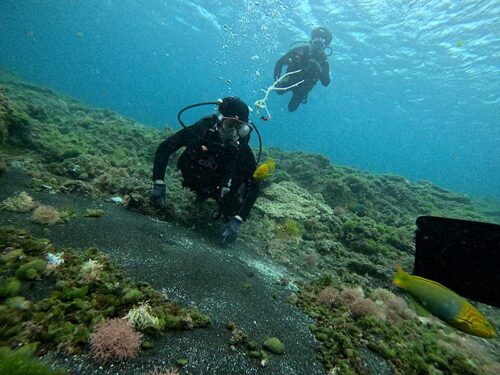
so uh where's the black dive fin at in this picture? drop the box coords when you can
[413,216,500,308]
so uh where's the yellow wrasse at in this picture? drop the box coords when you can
[253,159,276,180]
[393,267,496,338]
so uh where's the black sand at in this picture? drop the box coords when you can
[0,168,325,375]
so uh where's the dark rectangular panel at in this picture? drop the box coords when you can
[413,216,500,308]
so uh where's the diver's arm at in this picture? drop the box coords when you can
[152,130,189,181]
[274,52,292,81]
[237,177,260,221]
[235,145,261,221]
[319,60,331,86]
[152,117,212,181]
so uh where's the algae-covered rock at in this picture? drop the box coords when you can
[0,277,22,298]
[0,87,9,144]
[24,238,54,255]
[274,219,305,240]
[249,350,264,358]
[83,208,104,218]
[0,248,24,265]
[0,344,66,375]
[5,296,32,311]
[1,192,36,213]
[59,179,95,195]
[163,314,181,329]
[123,288,143,304]
[263,337,285,354]
[73,325,91,344]
[31,205,61,225]
[4,108,34,146]
[188,309,211,327]
[0,226,210,355]
[15,259,47,280]
[63,286,89,300]
[47,321,75,343]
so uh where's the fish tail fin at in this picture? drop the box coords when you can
[393,265,409,289]
[267,159,276,172]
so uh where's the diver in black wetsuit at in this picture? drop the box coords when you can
[274,27,332,112]
[150,97,260,245]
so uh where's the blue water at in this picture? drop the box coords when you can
[0,0,499,198]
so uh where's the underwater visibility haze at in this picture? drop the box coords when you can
[0,0,499,197]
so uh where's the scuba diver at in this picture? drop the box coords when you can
[150,97,261,245]
[274,27,333,112]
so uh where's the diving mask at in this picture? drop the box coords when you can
[218,115,251,143]
[311,37,326,51]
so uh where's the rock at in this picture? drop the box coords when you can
[60,179,94,195]
[0,277,22,297]
[111,196,124,204]
[6,296,32,311]
[83,208,104,218]
[15,259,47,280]
[263,337,285,355]
[123,288,142,303]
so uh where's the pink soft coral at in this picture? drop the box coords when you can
[90,318,143,362]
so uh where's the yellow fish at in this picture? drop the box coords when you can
[456,40,463,48]
[393,267,496,338]
[253,159,276,180]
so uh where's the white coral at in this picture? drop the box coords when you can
[256,181,333,221]
[123,301,160,330]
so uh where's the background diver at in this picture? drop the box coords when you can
[150,97,261,245]
[274,27,333,112]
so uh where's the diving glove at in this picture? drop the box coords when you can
[150,180,167,208]
[221,215,243,245]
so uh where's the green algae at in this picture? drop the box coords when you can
[274,219,304,240]
[5,296,32,311]
[0,87,8,144]
[0,344,66,375]
[222,321,281,365]
[0,226,210,357]
[263,337,285,355]
[296,277,496,374]
[123,288,143,304]
[83,208,104,218]
[16,259,47,280]
[0,277,21,297]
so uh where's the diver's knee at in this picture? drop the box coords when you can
[288,101,300,112]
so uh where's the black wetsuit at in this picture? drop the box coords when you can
[274,45,330,112]
[152,115,260,221]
